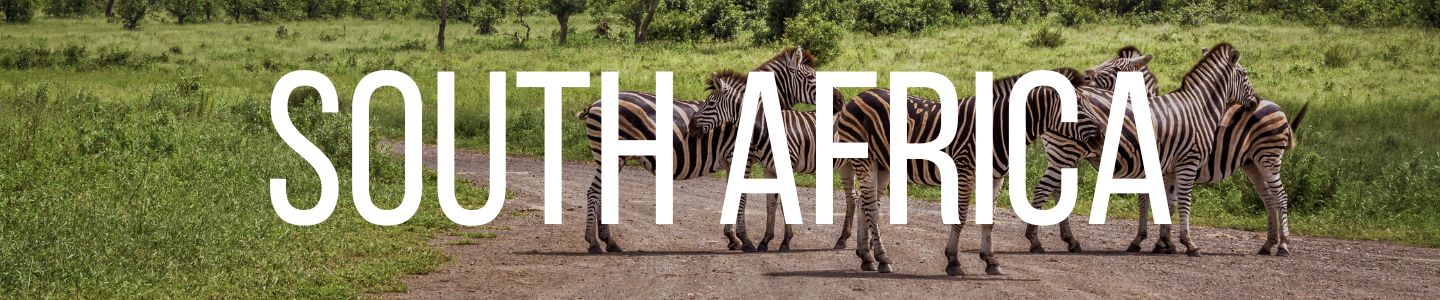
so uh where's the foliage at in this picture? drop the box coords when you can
[782,14,844,64]
[43,0,90,18]
[760,0,801,41]
[646,9,701,42]
[1322,44,1358,68]
[699,0,744,41]
[854,0,951,34]
[1025,26,1064,48]
[162,0,209,24]
[118,0,148,30]
[0,0,35,23]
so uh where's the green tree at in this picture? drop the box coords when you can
[118,0,148,29]
[163,0,203,24]
[548,0,588,44]
[0,0,36,23]
[44,0,91,17]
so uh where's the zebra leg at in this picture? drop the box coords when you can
[1153,184,1178,254]
[1025,167,1062,253]
[758,193,778,252]
[980,176,1005,275]
[736,193,757,252]
[1243,166,1278,255]
[585,166,605,254]
[852,161,877,271]
[835,163,858,250]
[1127,195,1150,252]
[945,173,974,276]
[1254,157,1293,256]
[870,169,894,273]
[597,199,623,253]
[1059,218,1081,253]
[1176,180,1202,257]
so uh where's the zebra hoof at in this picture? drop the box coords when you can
[727,243,740,251]
[1276,247,1290,257]
[877,263,894,273]
[1028,245,1045,253]
[756,244,769,252]
[945,262,964,276]
[833,240,848,250]
[1186,249,1202,257]
[985,264,1006,276]
[606,244,624,253]
[1257,247,1271,255]
[1152,244,1175,254]
[860,262,876,272]
[1067,242,1083,253]
[588,245,604,254]
[1125,244,1143,252]
[779,244,791,252]
[741,244,758,252]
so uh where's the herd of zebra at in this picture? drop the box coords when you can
[574,43,1309,276]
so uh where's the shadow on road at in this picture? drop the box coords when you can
[764,270,1041,282]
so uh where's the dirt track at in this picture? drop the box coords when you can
[386,142,1440,299]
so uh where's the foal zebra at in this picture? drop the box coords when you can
[1070,43,1264,257]
[1024,46,1160,253]
[834,68,1091,275]
[575,48,829,254]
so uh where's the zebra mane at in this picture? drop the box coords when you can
[1176,42,1239,92]
[761,47,816,68]
[1117,46,1143,58]
[705,69,748,90]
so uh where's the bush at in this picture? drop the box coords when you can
[647,11,702,42]
[118,0,148,30]
[854,0,950,34]
[1053,0,1102,27]
[1322,44,1358,68]
[761,0,802,41]
[1,0,35,23]
[700,1,744,41]
[44,0,90,17]
[468,0,506,34]
[783,15,844,65]
[1025,26,1064,48]
[1422,0,1440,28]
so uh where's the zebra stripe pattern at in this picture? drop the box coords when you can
[834,68,1090,276]
[1025,46,1161,253]
[1071,43,1261,257]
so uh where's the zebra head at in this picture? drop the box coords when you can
[689,70,749,135]
[1185,43,1259,109]
[1086,46,1159,97]
[756,47,842,112]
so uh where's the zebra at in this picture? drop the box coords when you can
[1069,43,1265,257]
[574,47,831,254]
[833,68,1092,275]
[1024,46,1161,253]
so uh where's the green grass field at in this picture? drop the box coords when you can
[3,16,1438,297]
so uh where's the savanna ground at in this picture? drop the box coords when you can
[2,16,1438,297]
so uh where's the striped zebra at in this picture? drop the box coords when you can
[1069,43,1265,257]
[575,48,829,254]
[1024,46,1160,253]
[834,68,1092,275]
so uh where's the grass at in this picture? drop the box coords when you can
[1,15,1438,297]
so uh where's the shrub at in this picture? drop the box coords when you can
[0,0,35,23]
[118,0,149,30]
[1322,44,1358,68]
[60,44,88,68]
[783,15,845,65]
[1025,26,1064,48]
[468,1,505,34]
[854,0,950,34]
[44,0,90,17]
[647,11,702,42]
[1422,0,1440,28]
[699,1,744,41]
[761,0,802,41]
[1053,0,1101,27]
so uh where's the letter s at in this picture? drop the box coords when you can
[270,70,340,226]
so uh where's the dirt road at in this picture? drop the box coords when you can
[387,143,1440,299]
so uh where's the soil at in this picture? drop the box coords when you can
[385,142,1440,299]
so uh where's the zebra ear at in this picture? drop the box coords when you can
[1200,48,1209,56]
[1229,48,1241,64]
[790,46,810,65]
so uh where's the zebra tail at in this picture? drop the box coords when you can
[1286,101,1311,150]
